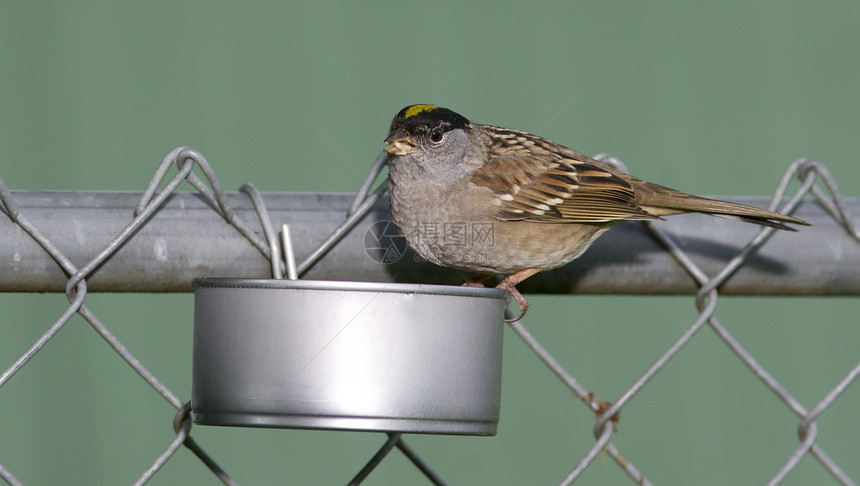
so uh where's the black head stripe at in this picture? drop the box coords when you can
[391,105,470,134]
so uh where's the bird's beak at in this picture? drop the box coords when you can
[383,128,417,155]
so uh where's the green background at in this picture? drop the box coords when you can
[1,2,859,485]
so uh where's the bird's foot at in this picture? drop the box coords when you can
[461,273,491,288]
[496,268,541,322]
[499,282,529,322]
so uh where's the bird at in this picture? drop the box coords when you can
[383,104,808,321]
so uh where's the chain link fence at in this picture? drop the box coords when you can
[1,147,858,485]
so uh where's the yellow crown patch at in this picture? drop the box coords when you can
[404,104,439,118]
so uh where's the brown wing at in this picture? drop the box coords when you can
[470,126,659,223]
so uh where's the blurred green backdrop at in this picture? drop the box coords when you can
[1,2,858,485]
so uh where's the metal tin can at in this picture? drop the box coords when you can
[192,278,506,435]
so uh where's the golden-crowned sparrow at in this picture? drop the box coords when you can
[383,104,808,320]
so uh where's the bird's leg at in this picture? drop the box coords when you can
[497,268,542,322]
[461,273,491,288]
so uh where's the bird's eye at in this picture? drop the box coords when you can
[429,129,444,143]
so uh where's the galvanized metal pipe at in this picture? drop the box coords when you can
[0,190,856,295]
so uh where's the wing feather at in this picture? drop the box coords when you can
[470,130,660,223]
[468,124,807,229]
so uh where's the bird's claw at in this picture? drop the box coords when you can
[498,279,530,322]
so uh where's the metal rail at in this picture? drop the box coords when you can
[1,190,854,295]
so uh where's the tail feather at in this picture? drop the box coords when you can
[631,179,809,230]
[709,213,797,231]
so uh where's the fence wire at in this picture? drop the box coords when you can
[0,147,858,485]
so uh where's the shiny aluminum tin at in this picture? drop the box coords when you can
[192,278,506,435]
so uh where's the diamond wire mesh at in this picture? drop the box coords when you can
[0,148,858,485]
